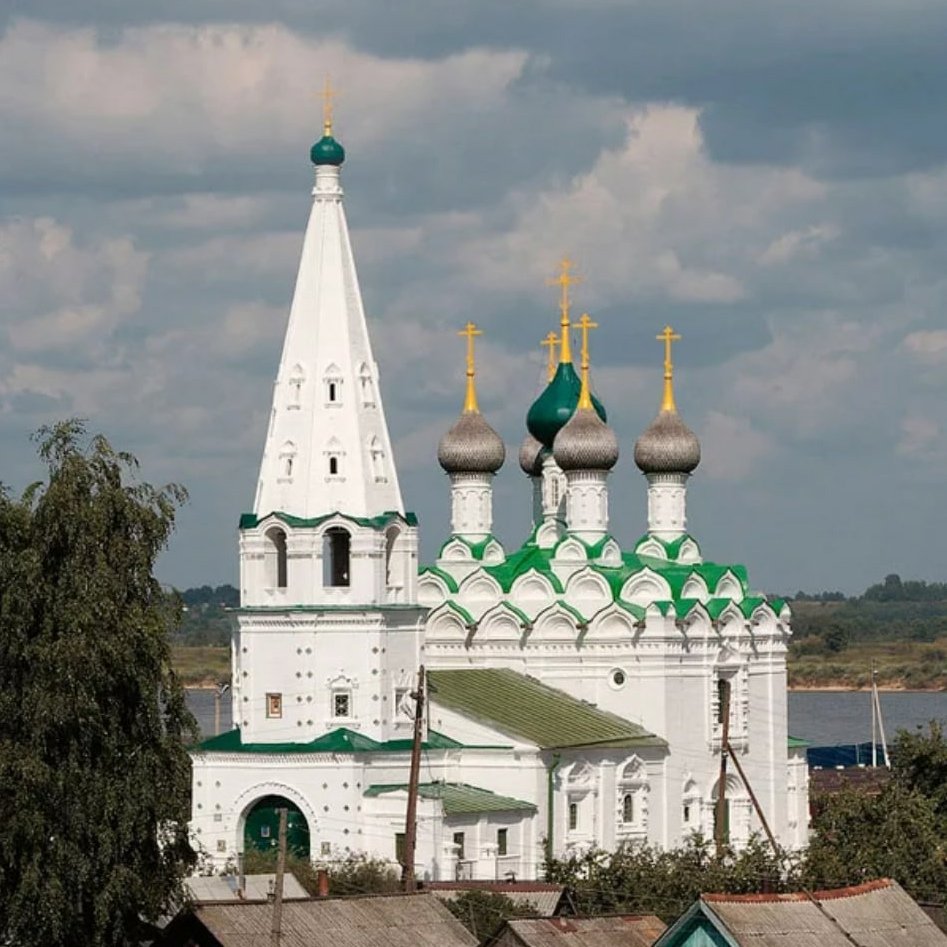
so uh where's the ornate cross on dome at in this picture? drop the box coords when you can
[547,257,582,364]
[319,75,337,136]
[540,331,559,382]
[657,325,681,413]
[576,313,599,410]
[459,321,483,413]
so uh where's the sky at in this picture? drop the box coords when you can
[2,2,947,596]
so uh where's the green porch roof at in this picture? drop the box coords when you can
[787,735,809,749]
[193,727,465,755]
[240,510,417,530]
[428,668,666,750]
[364,781,536,815]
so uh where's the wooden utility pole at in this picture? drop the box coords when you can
[401,666,425,892]
[270,807,288,947]
[714,678,731,858]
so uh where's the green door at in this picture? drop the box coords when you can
[244,795,310,858]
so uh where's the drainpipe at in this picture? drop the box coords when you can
[545,752,562,871]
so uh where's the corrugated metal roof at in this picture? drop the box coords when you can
[364,782,536,815]
[428,669,666,750]
[495,915,665,947]
[185,873,308,902]
[701,879,947,947]
[191,891,476,947]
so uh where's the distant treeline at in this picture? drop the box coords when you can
[171,584,238,646]
[790,573,947,604]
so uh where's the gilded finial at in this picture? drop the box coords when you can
[540,331,559,382]
[657,325,682,413]
[576,313,599,410]
[319,75,337,136]
[547,257,581,364]
[459,321,483,414]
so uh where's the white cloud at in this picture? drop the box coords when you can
[902,329,947,366]
[0,20,528,168]
[897,415,941,457]
[698,411,775,481]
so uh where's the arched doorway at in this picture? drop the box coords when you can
[243,795,310,858]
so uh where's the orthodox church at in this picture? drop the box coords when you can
[190,108,809,881]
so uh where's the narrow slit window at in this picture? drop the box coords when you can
[328,381,337,402]
[622,793,634,824]
[497,828,508,856]
[329,456,339,476]
[568,802,578,832]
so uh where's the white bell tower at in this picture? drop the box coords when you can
[233,100,423,745]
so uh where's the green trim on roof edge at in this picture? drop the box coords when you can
[419,565,459,593]
[241,510,417,530]
[193,727,470,755]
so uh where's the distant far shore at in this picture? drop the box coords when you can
[789,683,947,693]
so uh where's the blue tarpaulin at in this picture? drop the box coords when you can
[807,742,887,768]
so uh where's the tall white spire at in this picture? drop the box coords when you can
[253,131,404,520]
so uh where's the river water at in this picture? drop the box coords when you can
[186,688,947,746]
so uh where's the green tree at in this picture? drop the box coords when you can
[892,721,947,823]
[0,422,197,947]
[804,783,947,903]
[444,890,538,941]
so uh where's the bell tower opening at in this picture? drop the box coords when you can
[323,527,351,587]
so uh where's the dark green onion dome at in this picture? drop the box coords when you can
[310,134,345,166]
[438,412,505,474]
[526,361,606,449]
[553,407,619,472]
[634,409,701,475]
[518,432,545,477]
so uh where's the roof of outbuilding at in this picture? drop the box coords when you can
[656,879,947,947]
[173,892,476,947]
[427,668,666,750]
[489,915,666,947]
[364,781,536,815]
[424,881,566,917]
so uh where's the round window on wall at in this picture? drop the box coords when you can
[610,668,626,689]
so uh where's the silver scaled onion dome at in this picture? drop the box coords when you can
[518,431,545,477]
[553,407,619,472]
[438,412,505,474]
[633,409,701,475]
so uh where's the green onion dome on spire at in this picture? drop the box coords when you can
[310,133,345,166]
[526,361,606,449]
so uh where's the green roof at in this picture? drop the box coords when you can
[526,361,606,448]
[438,535,501,561]
[240,510,417,531]
[788,735,809,749]
[364,781,536,815]
[428,668,666,750]
[193,727,465,755]
[419,565,459,592]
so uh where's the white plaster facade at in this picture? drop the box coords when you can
[189,130,808,881]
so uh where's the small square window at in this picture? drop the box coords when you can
[334,692,351,718]
[321,841,332,856]
[216,839,227,853]
[260,825,271,839]
[266,693,282,718]
[497,828,508,856]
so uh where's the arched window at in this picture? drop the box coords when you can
[265,527,288,589]
[357,362,374,406]
[289,364,305,409]
[323,527,350,588]
[369,435,386,482]
[621,793,634,824]
[617,756,649,835]
[279,441,296,481]
[385,526,399,589]
[324,363,342,406]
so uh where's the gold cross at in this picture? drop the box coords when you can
[459,321,483,413]
[656,325,681,412]
[547,257,581,363]
[318,75,337,136]
[576,313,598,409]
[540,331,559,382]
